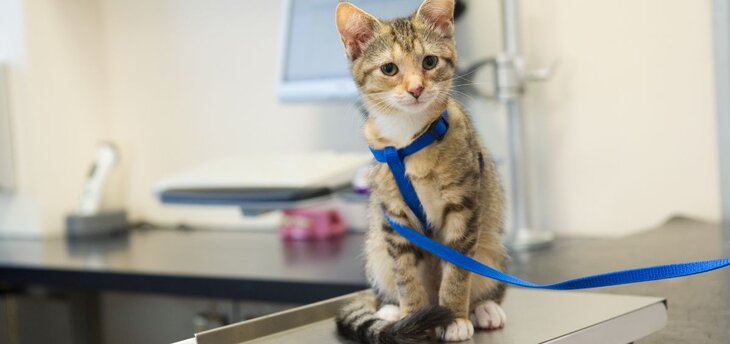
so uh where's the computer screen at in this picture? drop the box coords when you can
[277,0,422,102]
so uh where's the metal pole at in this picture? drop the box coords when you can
[502,0,520,55]
[500,0,554,250]
[712,0,730,247]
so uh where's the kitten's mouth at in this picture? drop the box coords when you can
[405,97,431,109]
[388,92,436,112]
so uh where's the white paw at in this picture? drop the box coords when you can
[375,304,400,322]
[470,300,507,330]
[441,318,474,342]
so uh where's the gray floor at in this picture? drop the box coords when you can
[509,217,730,343]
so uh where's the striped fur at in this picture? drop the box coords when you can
[336,291,454,344]
[336,0,508,342]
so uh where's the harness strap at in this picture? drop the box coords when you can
[383,147,431,234]
[369,111,449,235]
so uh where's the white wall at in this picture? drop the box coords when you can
[0,0,38,236]
[521,0,720,236]
[0,0,109,237]
[0,0,721,237]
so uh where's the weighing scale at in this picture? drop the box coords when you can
[174,289,667,344]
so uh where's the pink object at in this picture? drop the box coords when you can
[280,208,346,240]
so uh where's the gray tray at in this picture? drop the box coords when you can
[176,289,667,344]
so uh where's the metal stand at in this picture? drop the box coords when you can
[499,0,555,251]
[455,0,556,250]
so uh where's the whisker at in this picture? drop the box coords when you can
[449,89,478,104]
[451,68,480,82]
[451,82,496,88]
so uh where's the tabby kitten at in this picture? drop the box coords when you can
[334,0,508,342]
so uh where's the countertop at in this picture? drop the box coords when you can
[1,217,728,342]
[508,217,730,343]
[0,228,368,303]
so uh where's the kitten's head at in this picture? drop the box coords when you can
[336,0,456,116]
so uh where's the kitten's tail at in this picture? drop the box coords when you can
[335,296,454,344]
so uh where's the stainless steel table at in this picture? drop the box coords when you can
[176,289,667,344]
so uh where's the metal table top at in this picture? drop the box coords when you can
[179,289,667,344]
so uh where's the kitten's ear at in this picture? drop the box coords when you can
[416,0,455,35]
[336,2,380,60]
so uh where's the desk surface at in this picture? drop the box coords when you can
[0,229,368,303]
[510,217,730,343]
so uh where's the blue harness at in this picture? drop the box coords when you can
[369,110,730,289]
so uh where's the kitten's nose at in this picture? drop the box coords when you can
[408,86,424,99]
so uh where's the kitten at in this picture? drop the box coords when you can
[334,0,508,343]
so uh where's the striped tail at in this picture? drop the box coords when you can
[335,296,454,344]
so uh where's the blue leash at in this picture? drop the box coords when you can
[370,110,730,289]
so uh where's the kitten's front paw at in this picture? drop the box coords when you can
[440,318,474,342]
[470,300,506,330]
[375,304,400,322]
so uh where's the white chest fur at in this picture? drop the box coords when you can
[372,112,433,148]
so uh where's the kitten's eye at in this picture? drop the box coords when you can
[423,55,439,70]
[380,63,399,76]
